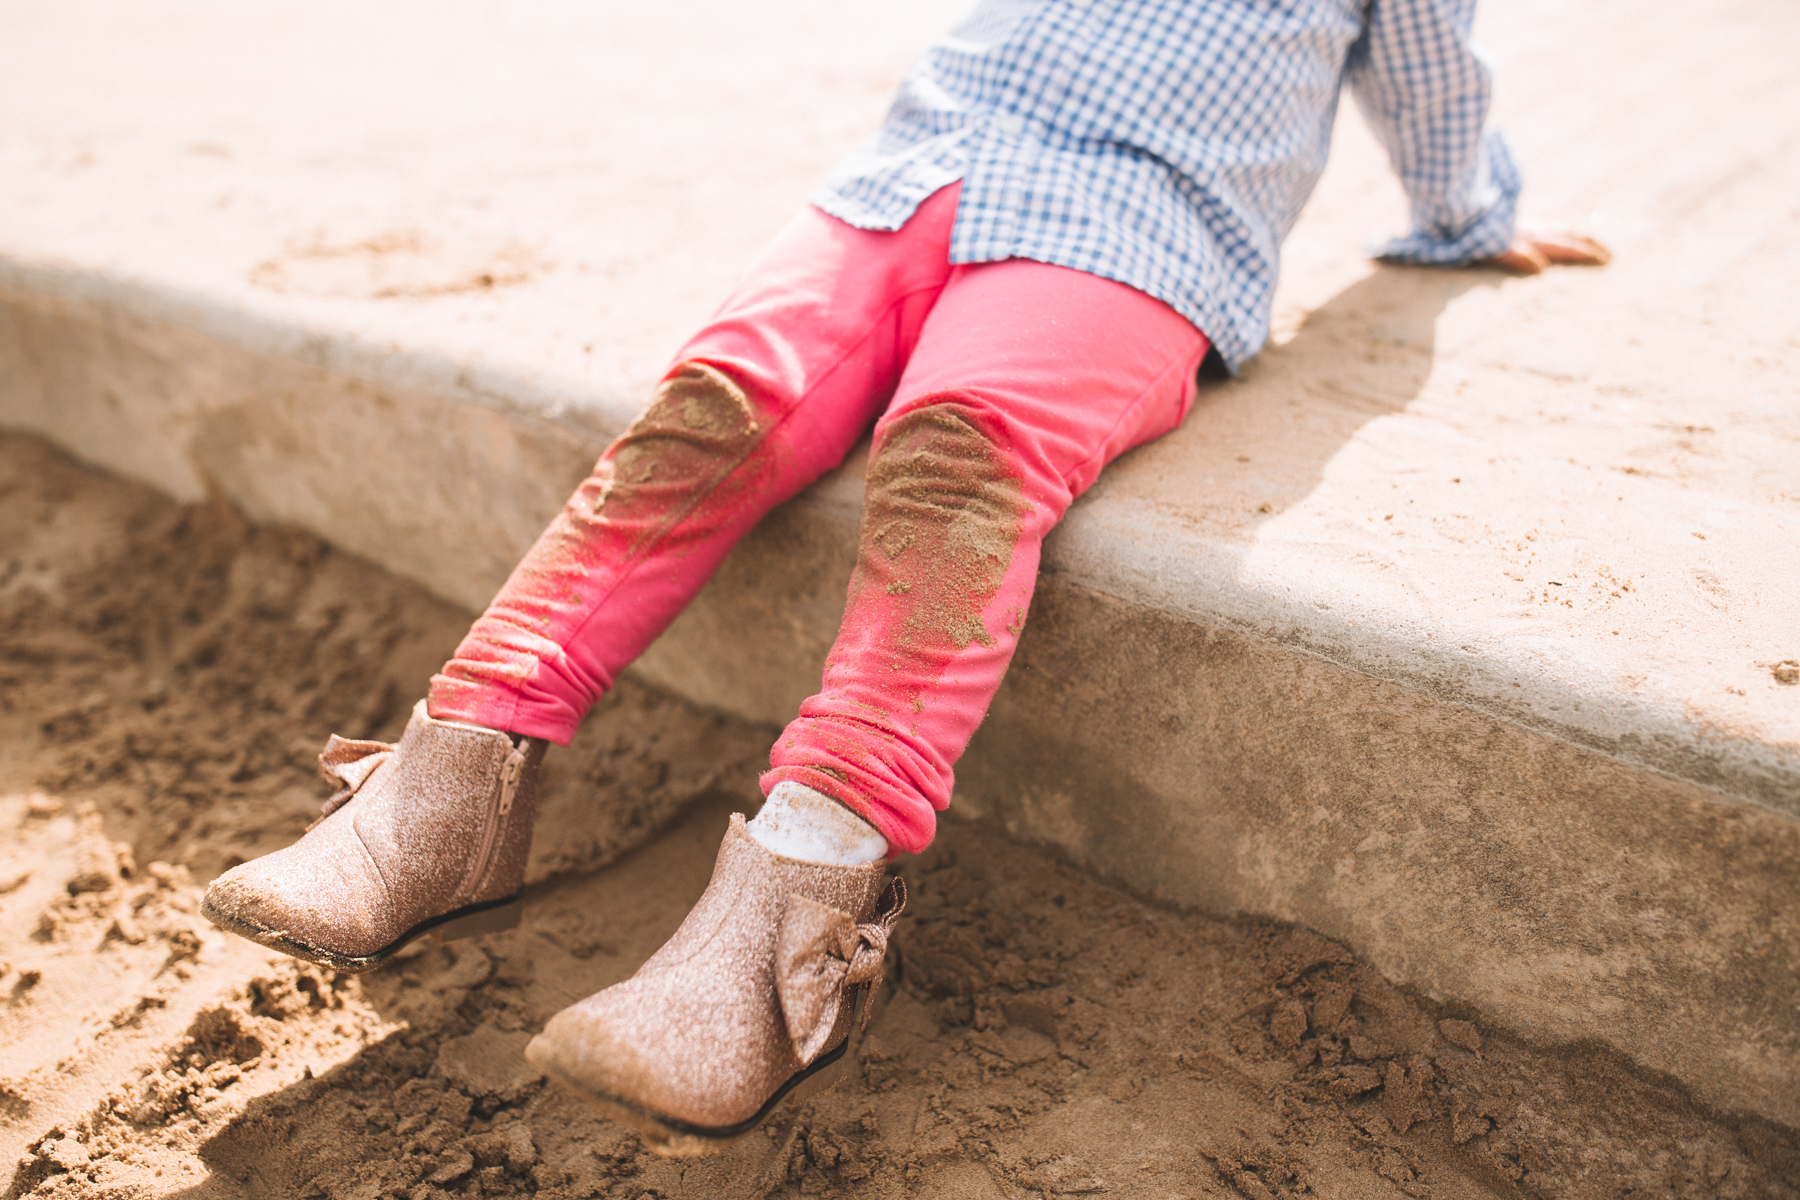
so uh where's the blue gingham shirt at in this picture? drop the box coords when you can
[813,0,1520,370]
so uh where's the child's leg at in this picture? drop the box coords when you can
[427,185,967,745]
[201,188,967,972]
[764,259,1213,854]
[523,264,1211,1144]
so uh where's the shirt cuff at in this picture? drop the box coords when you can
[1371,131,1521,266]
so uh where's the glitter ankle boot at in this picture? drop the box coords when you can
[201,700,544,972]
[526,814,904,1154]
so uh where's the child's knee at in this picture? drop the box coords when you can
[592,361,775,524]
[858,399,1029,650]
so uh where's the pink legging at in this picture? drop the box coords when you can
[428,183,1210,855]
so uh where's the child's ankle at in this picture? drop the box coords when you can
[746,782,887,866]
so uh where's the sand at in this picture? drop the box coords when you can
[2,433,1796,1200]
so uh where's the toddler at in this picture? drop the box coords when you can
[203,0,1605,1153]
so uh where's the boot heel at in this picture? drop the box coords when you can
[783,981,886,1109]
[434,896,523,943]
[787,1051,850,1107]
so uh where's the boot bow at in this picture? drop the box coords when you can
[308,735,396,830]
[774,877,906,1064]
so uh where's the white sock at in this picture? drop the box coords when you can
[746,782,888,866]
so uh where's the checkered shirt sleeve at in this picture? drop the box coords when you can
[812,0,1520,371]
[1348,0,1520,266]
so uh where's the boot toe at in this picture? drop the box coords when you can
[529,984,768,1130]
[201,826,393,959]
[527,990,675,1111]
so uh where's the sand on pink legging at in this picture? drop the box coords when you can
[428,182,1210,855]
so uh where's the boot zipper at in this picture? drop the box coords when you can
[498,746,525,817]
[464,741,528,903]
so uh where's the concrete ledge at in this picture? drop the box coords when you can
[3,0,1797,1127]
[0,262,617,615]
[962,580,1800,1127]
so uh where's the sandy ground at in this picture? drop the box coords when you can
[3,435,1798,1199]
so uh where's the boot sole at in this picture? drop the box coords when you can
[534,988,881,1157]
[200,891,523,974]
[536,1032,852,1157]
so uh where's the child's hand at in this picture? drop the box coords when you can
[1483,232,1611,275]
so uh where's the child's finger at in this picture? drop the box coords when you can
[1487,242,1549,275]
[1525,232,1612,266]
